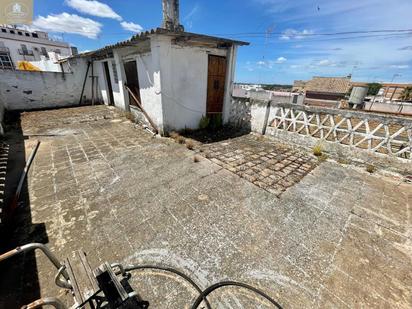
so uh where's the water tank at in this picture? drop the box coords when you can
[349,86,369,105]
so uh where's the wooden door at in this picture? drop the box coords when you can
[124,60,141,106]
[206,55,227,115]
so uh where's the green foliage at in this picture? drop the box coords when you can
[185,139,195,150]
[209,114,223,130]
[261,84,293,91]
[169,131,179,139]
[318,154,328,162]
[400,87,412,101]
[177,136,186,144]
[199,115,210,130]
[367,83,382,96]
[366,164,376,174]
[313,143,323,157]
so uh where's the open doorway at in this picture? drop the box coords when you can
[103,61,114,106]
[124,60,141,106]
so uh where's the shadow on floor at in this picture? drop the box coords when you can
[179,125,251,144]
[0,111,48,308]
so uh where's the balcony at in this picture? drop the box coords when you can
[0,46,10,53]
[18,49,34,56]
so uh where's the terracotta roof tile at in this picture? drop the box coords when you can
[306,77,351,94]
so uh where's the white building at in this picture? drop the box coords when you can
[235,83,264,91]
[0,25,76,70]
[81,28,247,135]
[73,0,248,135]
[0,0,248,135]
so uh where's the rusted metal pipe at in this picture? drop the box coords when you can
[21,297,67,309]
[10,141,40,213]
[124,84,159,134]
[0,243,69,281]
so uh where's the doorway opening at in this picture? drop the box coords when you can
[124,60,141,106]
[103,61,114,106]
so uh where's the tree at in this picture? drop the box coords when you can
[367,83,382,96]
[400,87,412,101]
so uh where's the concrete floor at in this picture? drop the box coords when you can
[0,106,411,308]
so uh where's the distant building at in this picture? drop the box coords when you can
[352,82,412,102]
[303,76,351,107]
[234,83,264,91]
[381,83,412,101]
[292,80,306,93]
[0,25,74,70]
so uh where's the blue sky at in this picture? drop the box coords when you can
[29,0,412,84]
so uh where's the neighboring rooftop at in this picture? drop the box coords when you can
[305,76,352,94]
[0,106,410,308]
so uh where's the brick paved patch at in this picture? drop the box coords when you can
[200,134,318,195]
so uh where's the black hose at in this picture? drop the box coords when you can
[190,281,283,309]
[124,264,212,309]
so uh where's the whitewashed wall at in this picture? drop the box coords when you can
[136,49,164,132]
[160,39,232,132]
[93,35,239,134]
[0,57,95,110]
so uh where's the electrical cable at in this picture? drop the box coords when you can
[124,264,212,309]
[190,281,283,309]
[211,29,412,38]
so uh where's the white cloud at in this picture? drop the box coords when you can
[66,0,122,20]
[389,64,409,69]
[120,21,143,33]
[275,56,287,64]
[318,59,333,66]
[280,29,314,40]
[398,46,412,51]
[33,13,102,39]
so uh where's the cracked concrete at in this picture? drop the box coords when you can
[0,106,411,308]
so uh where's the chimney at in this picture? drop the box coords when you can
[162,0,184,31]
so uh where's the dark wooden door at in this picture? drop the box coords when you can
[103,61,114,106]
[124,60,141,105]
[206,55,227,115]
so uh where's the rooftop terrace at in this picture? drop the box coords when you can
[0,106,411,308]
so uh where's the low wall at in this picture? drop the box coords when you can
[0,58,97,111]
[364,101,412,116]
[229,95,290,133]
[230,97,412,172]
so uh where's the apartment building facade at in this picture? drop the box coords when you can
[0,25,76,70]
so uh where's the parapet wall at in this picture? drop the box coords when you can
[0,58,96,111]
[230,96,412,173]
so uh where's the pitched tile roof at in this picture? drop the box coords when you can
[73,28,249,59]
[306,76,352,94]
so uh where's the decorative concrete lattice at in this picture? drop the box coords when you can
[269,106,412,160]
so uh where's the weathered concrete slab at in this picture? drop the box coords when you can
[0,106,411,308]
